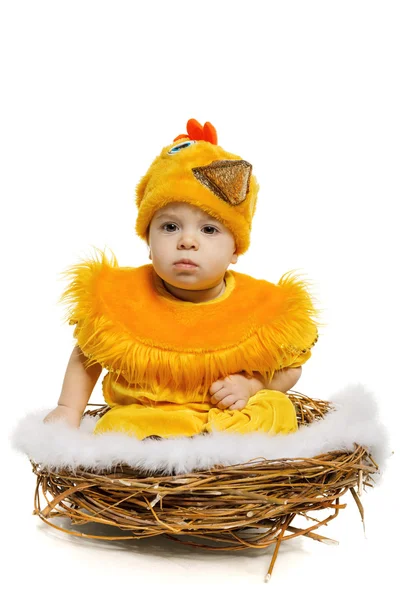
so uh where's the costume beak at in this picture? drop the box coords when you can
[192,159,252,206]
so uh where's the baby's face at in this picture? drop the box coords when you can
[147,201,238,291]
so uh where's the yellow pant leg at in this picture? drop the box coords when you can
[93,402,209,440]
[204,389,298,435]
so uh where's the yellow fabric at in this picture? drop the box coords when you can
[94,387,298,439]
[59,248,324,439]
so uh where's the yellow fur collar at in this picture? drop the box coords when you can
[59,249,323,396]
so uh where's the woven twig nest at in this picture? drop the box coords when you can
[29,391,380,581]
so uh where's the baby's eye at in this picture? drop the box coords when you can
[168,140,196,155]
[162,223,218,235]
[162,223,178,232]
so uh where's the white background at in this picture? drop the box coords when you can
[2,0,399,595]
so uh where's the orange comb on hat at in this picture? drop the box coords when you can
[173,118,218,145]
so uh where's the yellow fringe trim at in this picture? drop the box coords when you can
[58,247,325,403]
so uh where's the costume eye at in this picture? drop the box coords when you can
[168,140,196,155]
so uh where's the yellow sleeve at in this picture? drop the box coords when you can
[68,317,82,342]
[57,249,114,364]
[274,269,323,370]
[288,350,311,368]
[280,340,317,369]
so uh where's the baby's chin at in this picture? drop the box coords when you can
[163,278,208,292]
[160,273,220,291]
[152,263,226,288]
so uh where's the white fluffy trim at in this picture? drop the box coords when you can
[11,383,392,477]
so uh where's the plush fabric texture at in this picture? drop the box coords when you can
[134,118,260,256]
[94,388,299,439]
[58,248,323,438]
[11,383,392,480]
[60,248,322,394]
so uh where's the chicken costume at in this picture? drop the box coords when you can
[60,118,322,440]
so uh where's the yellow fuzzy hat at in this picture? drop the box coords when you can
[134,118,260,256]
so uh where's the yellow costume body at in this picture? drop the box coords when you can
[61,250,321,440]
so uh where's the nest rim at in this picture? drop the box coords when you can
[29,391,379,580]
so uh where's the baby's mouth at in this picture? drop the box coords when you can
[173,262,199,270]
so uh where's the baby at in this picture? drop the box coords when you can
[44,118,320,439]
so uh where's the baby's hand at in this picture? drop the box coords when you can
[43,405,82,428]
[209,373,253,411]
